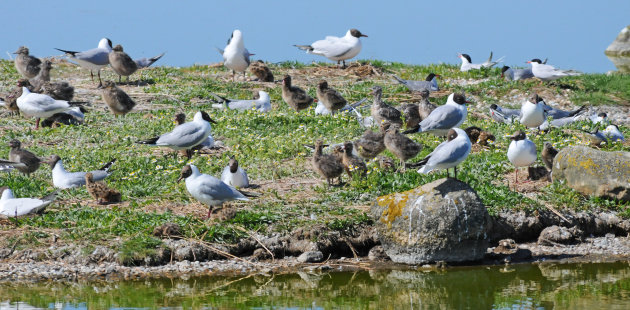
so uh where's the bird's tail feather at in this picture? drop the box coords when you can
[99,159,116,172]
[135,137,159,145]
[215,47,224,56]
[392,75,407,85]
[569,105,587,117]
[294,45,313,52]
[238,190,260,198]
[55,48,78,56]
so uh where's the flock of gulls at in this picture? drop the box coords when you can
[0,28,626,220]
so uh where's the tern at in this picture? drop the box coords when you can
[501,66,534,81]
[217,30,253,81]
[56,38,113,86]
[392,73,440,92]
[528,59,581,81]
[0,187,57,218]
[295,29,367,68]
[134,52,165,68]
[603,124,625,142]
[210,90,271,113]
[459,52,503,71]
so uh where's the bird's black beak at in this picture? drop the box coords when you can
[177,175,183,183]
[360,34,368,37]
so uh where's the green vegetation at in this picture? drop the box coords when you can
[0,59,628,254]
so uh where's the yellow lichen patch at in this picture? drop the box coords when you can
[377,188,425,229]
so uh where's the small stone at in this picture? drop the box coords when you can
[297,251,324,263]
[367,245,390,261]
[538,225,584,245]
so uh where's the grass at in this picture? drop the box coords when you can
[0,59,629,256]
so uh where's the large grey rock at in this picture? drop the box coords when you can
[553,146,630,201]
[605,26,630,72]
[370,178,489,264]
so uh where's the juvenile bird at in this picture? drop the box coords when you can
[354,122,389,159]
[312,140,344,186]
[281,75,313,111]
[13,46,41,79]
[29,60,75,101]
[108,44,138,83]
[384,126,422,171]
[100,81,136,116]
[417,89,437,120]
[370,86,402,127]
[316,80,346,114]
[85,172,121,205]
[249,60,274,82]
[341,142,367,178]
[541,142,558,171]
[8,139,41,176]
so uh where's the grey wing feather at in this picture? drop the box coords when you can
[244,49,251,66]
[157,123,206,148]
[429,141,469,166]
[74,48,109,65]
[198,175,246,200]
[420,106,462,131]
[215,47,225,56]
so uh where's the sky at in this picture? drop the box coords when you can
[1,1,629,73]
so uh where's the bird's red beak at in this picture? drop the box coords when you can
[526,61,532,64]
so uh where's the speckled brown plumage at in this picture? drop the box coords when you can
[317,80,347,113]
[281,75,313,111]
[14,46,41,79]
[370,86,402,127]
[341,142,367,177]
[108,45,138,82]
[311,140,344,186]
[100,81,136,116]
[8,139,41,176]
[401,102,420,130]
[378,156,396,171]
[85,172,121,204]
[541,142,558,171]
[417,89,437,120]
[354,122,389,159]
[249,60,274,82]
[384,126,422,170]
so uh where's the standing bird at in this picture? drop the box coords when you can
[281,75,313,111]
[507,131,537,185]
[13,46,41,79]
[370,86,402,127]
[404,93,468,137]
[392,73,440,92]
[417,89,437,120]
[56,38,113,86]
[16,87,84,129]
[311,140,344,186]
[47,155,115,189]
[136,111,216,159]
[341,142,367,178]
[501,66,534,81]
[316,80,347,114]
[248,60,274,82]
[217,29,253,81]
[295,28,367,68]
[100,81,136,116]
[85,172,121,204]
[178,164,251,219]
[29,60,75,101]
[458,52,503,71]
[414,128,472,179]
[354,122,389,159]
[541,142,558,171]
[8,139,41,176]
[384,126,422,171]
[528,59,581,81]
[0,187,57,218]
[221,156,250,188]
[109,44,138,83]
[519,93,546,129]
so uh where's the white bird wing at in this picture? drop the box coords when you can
[310,36,352,58]
[0,198,51,217]
[226,99,256,111]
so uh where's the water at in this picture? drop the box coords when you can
[0,262,629,309]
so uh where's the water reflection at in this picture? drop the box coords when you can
[0,262,629,309]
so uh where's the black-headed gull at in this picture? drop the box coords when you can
[109,45,138,83]
[281,75,313,111]
[217,30,253,81]
[414,128,471,179]
[210,90,271,113]
[519,93,545,129]
[295,29,367,68]
[501,66,534,81]
[221,156,250,188]
[458,52,503,71]
[178,164,250,219]
[46,155,115,189]
[393,73,440,92]
[384,125,422,171]
[136,111,216,158]
[404,93,468,136]
[507,130,537,184]
[100,81,136,116]
[316,80,347,114]
[527,59,581,81]
[16,87,84,129]
[8,139,41,176]
[0,187,57,218]
[312,140,344,186]
[56,38,113,86]
[13,46,41,79]
[370,86,402,127]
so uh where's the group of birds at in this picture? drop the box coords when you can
[0,28,626,220]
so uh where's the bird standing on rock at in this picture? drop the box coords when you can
[281,75,313,111]
[109,44,138,83]
[13,46,41,79]
[316,80,346,115]
[295,29,367,68]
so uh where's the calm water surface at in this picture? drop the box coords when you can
[0,262,629,309]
